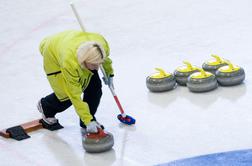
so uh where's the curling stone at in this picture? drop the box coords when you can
[82,129,114,153]
[202,54,228,74]
[187,68,218,92]
[174,61,199,86]
[146,68,176,92]
[216,60,245,86]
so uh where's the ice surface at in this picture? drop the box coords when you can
[0,0,252,166]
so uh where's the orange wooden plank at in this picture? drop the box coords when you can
[0,119,43,138]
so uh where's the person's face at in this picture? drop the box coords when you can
[84,62,101,70]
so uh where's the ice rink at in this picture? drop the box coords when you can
[0,0,252,165]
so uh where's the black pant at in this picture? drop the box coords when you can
[40,70,102,128]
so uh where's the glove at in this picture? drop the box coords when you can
[102,75,114,89]
[86,121,102,133]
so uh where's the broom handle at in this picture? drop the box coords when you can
[70,2,126,116]
[100,66,126,115]
[70,2,86,31]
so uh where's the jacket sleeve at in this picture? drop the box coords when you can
[102,39,114,76]
[102,57,113,76]
[61,65,93,125]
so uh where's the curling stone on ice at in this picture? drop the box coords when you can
[187,68,218,92]
[216,60,245,86]
[202,54,228,74]
[82,129,114,153]
[174,61,199,86]
[146,68,176,92]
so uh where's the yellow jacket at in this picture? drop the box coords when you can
[39,30,113,125]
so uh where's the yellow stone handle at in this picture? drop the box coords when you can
[155,68,169,77]
[224,60,235,70]
[211,54,222,62]
[211,54,224,63]
[183,61,193,70]
[195,67,207,77]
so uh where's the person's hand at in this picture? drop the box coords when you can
[86,121,102,133]
[102,75,114,89]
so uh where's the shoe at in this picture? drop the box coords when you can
[37,99,58,125]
